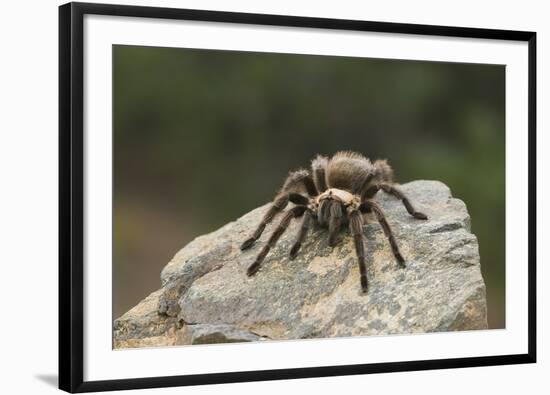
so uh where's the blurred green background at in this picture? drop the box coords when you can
[113,45,505,328]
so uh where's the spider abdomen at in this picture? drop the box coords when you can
[326,151,375,193]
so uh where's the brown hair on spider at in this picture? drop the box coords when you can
[240,151,428,293]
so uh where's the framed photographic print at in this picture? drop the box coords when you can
[59,2,537,393]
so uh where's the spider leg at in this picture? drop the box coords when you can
[358,173,374,201]
[318,199,330,227]
[281,169,317,197]
[328,201,343,247]
[360,200,406,268]
[311,155,329,192]
[363,183,428,220]
[240,170,316,251]
[240,194,288,250]
[290,210,312,259]
[349,210,368,293]
[247,206,306,276]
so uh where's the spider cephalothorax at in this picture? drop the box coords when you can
[240,151,428,293]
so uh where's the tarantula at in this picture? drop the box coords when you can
[240,151,428,293]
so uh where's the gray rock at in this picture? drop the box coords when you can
[114,289,180,348]
[114,180,488,348]
[179,324,265,344]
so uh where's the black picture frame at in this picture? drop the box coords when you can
[59,2,537,393]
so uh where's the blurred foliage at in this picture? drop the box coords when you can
[113,45,505,328]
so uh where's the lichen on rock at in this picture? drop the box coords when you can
[113,180,488,349]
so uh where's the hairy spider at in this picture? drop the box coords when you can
[240,151,428,293]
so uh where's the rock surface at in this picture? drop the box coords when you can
[114,180,488,349]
